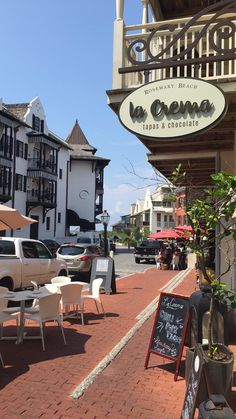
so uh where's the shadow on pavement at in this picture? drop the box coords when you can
[147,359,186,380]
[0,322,99,390]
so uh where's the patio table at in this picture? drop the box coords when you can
[1,289,56,344]
[47,281,90,292]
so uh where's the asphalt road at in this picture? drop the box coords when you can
[113,246,156,279]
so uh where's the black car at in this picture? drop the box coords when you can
[41,239,60,256]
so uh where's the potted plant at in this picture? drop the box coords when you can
[173,169,236,399]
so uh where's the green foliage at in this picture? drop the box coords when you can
[171,166,236,356]
[212,280,236,309]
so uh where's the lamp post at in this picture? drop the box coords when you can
[100,210,110,257]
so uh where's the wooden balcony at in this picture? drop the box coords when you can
[111,4,236,92]
[27,158,57,176]
[26,190,56,207]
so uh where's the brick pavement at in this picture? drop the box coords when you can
[0,267,235,418]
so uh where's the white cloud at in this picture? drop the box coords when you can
[103,183,145,226]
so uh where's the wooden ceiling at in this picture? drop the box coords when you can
[150,0,222,20]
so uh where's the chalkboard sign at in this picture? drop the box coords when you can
[145,292,189,380]
[181,344,205,419]
[90,257,116,295]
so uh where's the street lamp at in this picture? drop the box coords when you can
[100,210,110,257]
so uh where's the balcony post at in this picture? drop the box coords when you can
[141,0,149,83]
[112,1,125,89]
[116,0,124,20]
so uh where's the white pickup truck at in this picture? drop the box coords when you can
[0,237,68,290]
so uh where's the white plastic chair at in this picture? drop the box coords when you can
[0,286,20,314]
[24,284,58,315]
[82,278,105,317]
[60,283,84,325]
[0,311,19,366]
[24,293,66,351]
[51,276,71,285]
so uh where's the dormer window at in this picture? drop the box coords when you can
[32,114,44,133]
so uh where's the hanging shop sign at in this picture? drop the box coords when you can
[119,78,227,139]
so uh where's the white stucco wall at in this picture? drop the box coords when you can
[56,147,70,242]
[24,97,49,134]
[68,159,96,222]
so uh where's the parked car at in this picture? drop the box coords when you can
[0,237,68,290]
[56,243,102,280]
[41,239,60,256]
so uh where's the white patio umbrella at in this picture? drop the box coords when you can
[0,204,37,231]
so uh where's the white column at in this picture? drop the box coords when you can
[116,0,124,20]
[141,0,149,31]
[141,0,149,82]
[112,19,124,89]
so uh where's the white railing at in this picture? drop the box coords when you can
[113,13,236,89]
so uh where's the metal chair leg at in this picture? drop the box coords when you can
[94,300,99,314]
[0,351,4,368]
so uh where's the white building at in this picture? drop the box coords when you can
[0,96,109,242]
[132,185,174,233]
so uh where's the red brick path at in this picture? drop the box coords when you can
[0,268,235,418]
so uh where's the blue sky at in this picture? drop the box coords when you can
[1,1,156,227]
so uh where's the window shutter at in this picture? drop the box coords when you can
[24,143,28,160]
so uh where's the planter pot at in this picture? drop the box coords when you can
[185,344,234,405]
[203,343,234,398]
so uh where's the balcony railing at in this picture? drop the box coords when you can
[27,190,56,205]
[113,3,236,90]
[28,158,57,175]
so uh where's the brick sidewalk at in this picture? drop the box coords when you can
[0,268,235,418]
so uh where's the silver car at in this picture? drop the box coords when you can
[56,244,102,276]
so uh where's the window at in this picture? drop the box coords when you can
[32,114,40,131]
[35,242,51,259]
[16,140,24,158]
[156,213,161,222]
[59,169,62,179]
[46,217,50,230]
[57,212,61,223]
[24,143,28,160]
[23,176,27,192]
[58,246,84,256]
[15,174,23,191]
[0,240,15,255]
[153,201,162,206]
[0,166,11,195]
[22,241,38,258]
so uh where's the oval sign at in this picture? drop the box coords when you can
[119,78,227,139]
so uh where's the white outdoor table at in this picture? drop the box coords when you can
[2,289,56,344]
[48,281,90,292]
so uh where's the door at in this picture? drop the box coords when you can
[35,241,59,283]
[21,240,44,287]
[30,216,39,239]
